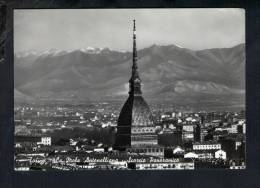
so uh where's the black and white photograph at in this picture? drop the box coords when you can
[14,9,245,171]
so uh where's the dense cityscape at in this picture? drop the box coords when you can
[14,101,246,170]
[14,18,245,171]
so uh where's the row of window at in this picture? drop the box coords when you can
[132,128,154,133]
[136,164,194,170]
[131,136,157,141]
[130,148,163,153]
[193,144,221,150]
[137,164,176,169]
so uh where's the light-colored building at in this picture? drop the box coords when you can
[211,120,221,127]
[135,162,194,170]
[37,137,51,146]
[173,146,185,154]
[94,148,104,153]
[182,124,195,141]
[182,132,194,141]
[193,142,221,150]
[69,139,77,146]
[183,125,194,132]
[197,153,214,159]
[128,147,164,157]
[235,141,242,150]
[41,137,51,145]
[230,166,246,170]
[215,149,227,160]
[184,152,198,159]
[228,124,239,134]
[200,128,208,142]
[243,123,246,134]
[15,166,30,171]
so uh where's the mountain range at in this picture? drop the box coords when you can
[14,44,245,109]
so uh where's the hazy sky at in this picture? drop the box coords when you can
[14,9,245,53]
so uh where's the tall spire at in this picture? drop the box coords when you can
[132,19,138,72]
[129,19,142,96]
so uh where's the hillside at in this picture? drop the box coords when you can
[14,44,245,108]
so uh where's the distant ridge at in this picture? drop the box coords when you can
[14,43,245,109]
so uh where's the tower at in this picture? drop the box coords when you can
[114,20,162,156]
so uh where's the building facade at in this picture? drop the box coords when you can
[193,142,221,150]
[114,20,163,156]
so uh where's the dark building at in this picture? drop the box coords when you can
[158,130,182,147]
[194,124,201,142]
[15,135,41,143]
[219,136,245,162]
[114,20,161,155]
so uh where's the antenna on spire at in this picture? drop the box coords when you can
[133,19,136,35]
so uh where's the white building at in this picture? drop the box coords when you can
[183,125,194,132]
[197,153,214,159]
[182,132,194,141]
[184,152,198,159]
[94,148,104,153]
[230,166,246,170]
[235,141,242,150]
[37,137,51,146]
[243,123,246,134]
[15,166,30,171]
[169,124,175,129]
[69,139,77,146]
[128,147,164,157]
[215,149,227,160]
[193,142,221,150]
[182,124,194,141]
[228,124,238,134]
[173,146,185,154]
[135,162,194,170]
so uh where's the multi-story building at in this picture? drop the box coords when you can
[182,124,194,142]
[135,160,194,170]
[193,142,221,151]
[40,137,51,146]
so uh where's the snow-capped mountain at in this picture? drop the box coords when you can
[14,43,245,110]
[15,47,112,58]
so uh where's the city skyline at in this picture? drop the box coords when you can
[14,9,246,171]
